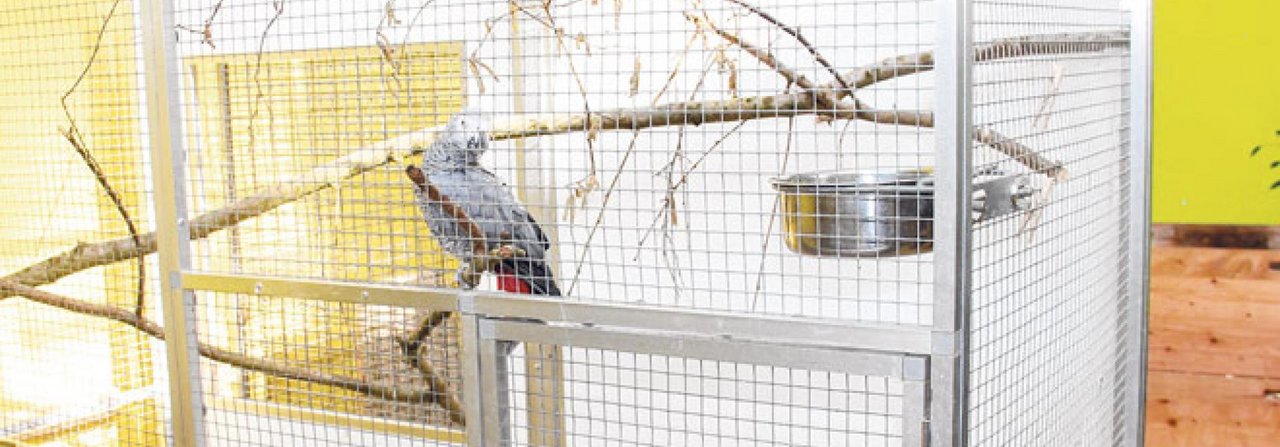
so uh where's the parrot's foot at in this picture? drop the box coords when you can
[456,264,481,290]
[491,245,526,260]
[456,244,527,290]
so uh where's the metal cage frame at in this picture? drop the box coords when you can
[128,0,1154,445]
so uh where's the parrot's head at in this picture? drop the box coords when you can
[447,111,489,150]
[427,110,489,167]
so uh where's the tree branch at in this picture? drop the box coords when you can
[60,129,148,319]
[0,31,1125,303]
[707,12,1068,178]
[721,0,852,93]
[0,278,466,426]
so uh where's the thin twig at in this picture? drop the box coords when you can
[722,0,851,93]
[395,0,440,71]
[635,53,718,253]
[695,14,816,91]
[376,0,404,85]
[246,0,286,171]
[60,0,146,319]
[668,121,750,192]
[750,116,794,311]
[543,1,601,181]
[566,22,706,295]
[176,0,225,48]
[0,279,466,426]
[60,130,147,318]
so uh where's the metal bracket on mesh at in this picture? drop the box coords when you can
[972,173,1038,222]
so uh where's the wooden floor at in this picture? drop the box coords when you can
[1146,243,1280,445]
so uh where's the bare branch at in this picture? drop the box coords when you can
[177,0,225,48]
[246,0,287,158]
[835,31,1127,98]
[705,16,1066,177]
[0,31,1124,303]
[0,279,466,426]
[59,0,146,319]
[566,24,707,294]
[721,0,851,92]
[693,14,815,91]
[60,129,147,318]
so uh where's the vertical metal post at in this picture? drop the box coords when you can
[479,320,514,446]
[902,356,929,447]
[458,311,488,446]
[933,0,973,445]
[1124,1,1153,445]
[140,0,204,445]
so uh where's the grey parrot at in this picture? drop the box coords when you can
[409,111,560,296]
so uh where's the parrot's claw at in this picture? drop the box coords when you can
[456,265,481,290]
[491,245,526,260]
[455,245,527,290]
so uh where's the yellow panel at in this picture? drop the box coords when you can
[0,1,161,445]
[186,42,463,423]
[1154,0,1280,224]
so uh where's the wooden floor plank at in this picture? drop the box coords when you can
[1148,276,1280,377]
[1150,246,1280,280]
[1145,372,1280,447]
[1147,243,1280,446]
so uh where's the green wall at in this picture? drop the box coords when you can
[1153,0,1280,224]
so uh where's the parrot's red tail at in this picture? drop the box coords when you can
[494,259,560,296]
[495,273,532,294]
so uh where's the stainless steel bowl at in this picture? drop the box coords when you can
[770,170,934,257]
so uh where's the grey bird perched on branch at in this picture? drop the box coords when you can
[410,111,561,296]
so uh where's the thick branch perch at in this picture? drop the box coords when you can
[0,278,467,426]
[0,31,1126,303]
[847,104,1065,178]
[837,31,1128,95]
[707,18,1071,177]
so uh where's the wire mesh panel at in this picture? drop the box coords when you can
[166,0,940,326]
[190,289,467,446]
[0,2,169,446]
[0,0,1148,445]
[966,1,1135,446]
[482,321,924,447]
[172,0,467,285]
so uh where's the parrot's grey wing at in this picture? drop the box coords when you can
[426,168,545,257]
[412,169,481,260]
[429,167,560,295]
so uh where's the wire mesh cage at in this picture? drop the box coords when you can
[0,0,1149,446]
